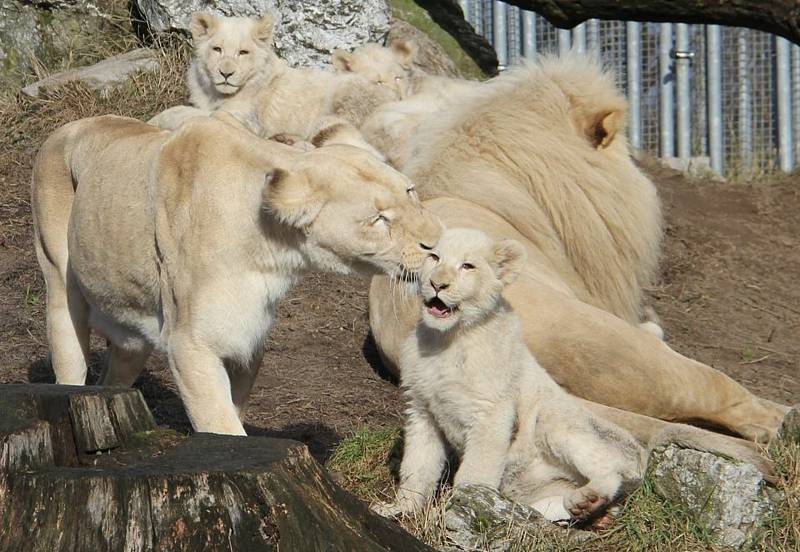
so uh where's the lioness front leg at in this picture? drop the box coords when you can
[167,332,246,435]
[453,405,514,490]
[373,407,447,517]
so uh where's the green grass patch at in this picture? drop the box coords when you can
[389,0,487,80]
[326,425,402,502]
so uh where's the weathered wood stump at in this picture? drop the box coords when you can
[0,384,430,551]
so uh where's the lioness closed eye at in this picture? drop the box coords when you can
[374,228,646,524]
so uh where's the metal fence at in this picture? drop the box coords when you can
[460,1,800,177]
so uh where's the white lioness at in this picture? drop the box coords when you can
[369,54,788,445]
[150,12,396,155]
[32,114,441,436]
[376,228,646,523]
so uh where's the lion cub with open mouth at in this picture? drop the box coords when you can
[375,228,646,524]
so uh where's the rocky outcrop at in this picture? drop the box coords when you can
[133,0,391,67]
[0,384,432,551]
[21,48,160,98]
[650,444,776,548]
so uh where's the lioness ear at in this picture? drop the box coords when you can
[391,40,417,68]
[252,14,274,44]
[492,239,527,286]
[332,49,354,72]
[263,169,325,228]
[190,12,219,43]
[585,109,623,149]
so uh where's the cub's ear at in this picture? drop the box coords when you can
[190,12,219,42]
[583,108,624,149]
[391,40,417,68]
[332,49,354,72]
[252,13,274,44]
[262,169,325,228]
[492,239,527,286]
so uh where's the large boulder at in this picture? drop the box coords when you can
[133,0,391,68]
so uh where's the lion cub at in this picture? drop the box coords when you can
[376,228,646,523]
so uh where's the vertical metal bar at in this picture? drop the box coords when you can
[737,29,753,175]
[777,36,794,172]
[627,21,642,149]
[522,11,536,59]
[659,23,675,157]
[587,19,600,54]
[493,1,508,69]
[706,25,723,173]
[507,5,520,65]
[572,23,586,55]
[675,23,692,159]
[792,43,800,164]
[558,28,571,55]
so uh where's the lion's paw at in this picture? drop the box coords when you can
[564,486,609,520]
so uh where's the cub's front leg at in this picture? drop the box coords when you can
[453,404,514,490]
[373,406,447,518]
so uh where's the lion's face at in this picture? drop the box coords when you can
[264,145,443,278]
[332,42,416,99]
[190,12,275,96]
[418,228,526,331]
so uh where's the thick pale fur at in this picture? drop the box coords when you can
[32,114,441,436]
[375,229,647,523]
[369,53,789,445]
[332,41,417,99]
[149,12,396,157]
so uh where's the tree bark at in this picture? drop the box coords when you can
[0,384,431,552]
[500,0,800,45]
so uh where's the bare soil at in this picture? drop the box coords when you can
[1,132,798,461]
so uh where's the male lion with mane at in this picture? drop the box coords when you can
[33,115,441,436]
[369,54,788,446]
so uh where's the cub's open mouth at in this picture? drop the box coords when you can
[424,296,456,318]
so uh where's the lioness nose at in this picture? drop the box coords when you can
[430,280,448,292]
[220,69,235,79]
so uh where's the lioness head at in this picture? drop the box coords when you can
[418,228,526,331]
[332,41,416,99]
[264,144,442,277]
[190,12,275,96]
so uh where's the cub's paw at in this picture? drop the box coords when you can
[564,486,609,521]
[371,500,411,519]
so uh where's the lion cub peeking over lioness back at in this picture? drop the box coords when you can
[375,228,646,524]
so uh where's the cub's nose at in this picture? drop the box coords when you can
[219,70,235,79]
[430,280,449,292]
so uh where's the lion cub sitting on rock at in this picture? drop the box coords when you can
[375,228,646,523]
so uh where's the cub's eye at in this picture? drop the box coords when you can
[394,76,402,82]
[239,49,250,55]
[212,46,222,53]
[428,253,440,262]
[376,80,384,86]
[461,263,475,270]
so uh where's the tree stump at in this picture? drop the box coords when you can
[0,384,431,551]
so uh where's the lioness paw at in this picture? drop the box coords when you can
[564,486,609,520]
[371,500,411,519]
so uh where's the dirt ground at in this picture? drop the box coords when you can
[0,142,798,461]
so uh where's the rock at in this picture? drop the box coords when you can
[0,384,433,551]
[20,48,160,98]
[443,485,590,551]
[133,0,391,68]
[388,19,461,78]
[650,444,775,548]
[659,155,726,181]
[778,404,800,443]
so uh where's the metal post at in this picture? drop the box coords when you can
[558,28,571,55]
[572,23,586,55]
[522,11,536,59]
[659,23,675,157]
[507,5,521,66]
[627,21,642,149]
[675,23,692,159]
[587,20,600,54]
[792,43,800,164]
[737,29,753,175]
[706,25,723,174]
[493,1,508,69]
[776,36,794,172]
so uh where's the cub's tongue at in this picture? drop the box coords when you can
[428,304,449,317]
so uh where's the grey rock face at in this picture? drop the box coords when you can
[443,485,589,551]
[650,444,775,548]
[134,0,391,67]
[778,404,800,443]
[21,48,160,98]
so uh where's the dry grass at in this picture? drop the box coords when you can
[328,426,800,551]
